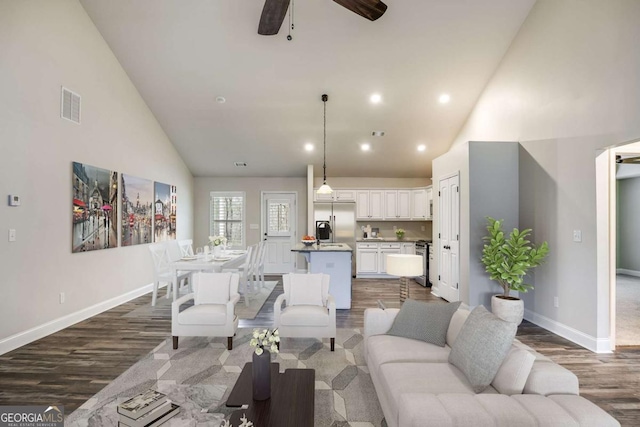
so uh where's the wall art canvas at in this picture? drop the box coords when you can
[72,162,118,253]
[121,174,153,246]
[153,182,177,242]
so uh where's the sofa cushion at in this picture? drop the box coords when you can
[511,395,581,426]
[379,362,497,426]
[367,334,451,368]
[448,305,517,393]
[387,299,461,347]
[178,304,227,325]
[194,272,230,305]
[288,273,324,306]
[549,395,622,427]
[445,308,470,346]
[280,305,329,326]
[523,360,580,396]
[491,347,535,395]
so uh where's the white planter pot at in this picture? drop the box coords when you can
[491,295,524,325]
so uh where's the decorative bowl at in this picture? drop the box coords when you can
[301,239,316,246]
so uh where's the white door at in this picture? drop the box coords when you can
[262,192,297,274]
[438,174,460,302]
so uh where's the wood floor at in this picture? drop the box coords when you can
[0,276,638,425]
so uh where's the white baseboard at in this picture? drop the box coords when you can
[0,283,155,355]
[617,268,640,278]
[523,309,612,353]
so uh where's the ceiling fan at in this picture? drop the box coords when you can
[258,0,388,36]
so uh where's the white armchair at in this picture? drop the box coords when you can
[172,272,240,350]
[274,273,336,351]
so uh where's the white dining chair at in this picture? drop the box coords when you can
[255,240,267,290]
[223,244,256,307]
[148,243,191,306]
[178,239,194,257]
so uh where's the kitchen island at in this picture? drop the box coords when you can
[291,243,353,309]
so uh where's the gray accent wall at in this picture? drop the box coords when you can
[617,176,640,272]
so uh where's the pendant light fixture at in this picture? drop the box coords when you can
[317,94,333,195]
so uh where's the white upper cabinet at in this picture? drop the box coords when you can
[426,187,433,220]
[314,189,335,202]
[357,190,384,220]
[384,190,411,220]
[334,189,356,202]
[411,188,428,219]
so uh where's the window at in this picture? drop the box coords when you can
[210,192,245,249]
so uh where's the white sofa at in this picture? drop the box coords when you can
[364,307,620,427]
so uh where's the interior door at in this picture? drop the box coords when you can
[438,174,460,302]
[262,192,297,274]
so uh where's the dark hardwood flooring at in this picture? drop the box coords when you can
[0,276,638,425]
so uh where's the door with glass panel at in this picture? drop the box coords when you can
[262,192,297,273]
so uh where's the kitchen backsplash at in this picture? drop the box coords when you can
[356,221,432,240]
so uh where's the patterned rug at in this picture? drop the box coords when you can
[123,281,279,320]
[66,328,386,427]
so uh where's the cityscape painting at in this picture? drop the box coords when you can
[121,174,153,246]
[72,162,118,253]
[153,182,177,242]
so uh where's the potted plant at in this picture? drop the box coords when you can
[395,228,405,240]
[481,217,549,324]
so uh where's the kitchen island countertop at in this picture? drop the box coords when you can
[292,243,353,252]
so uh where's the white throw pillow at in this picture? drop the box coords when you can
[194,273,231,305]
[491,347,536,395]
[288,274,324,306]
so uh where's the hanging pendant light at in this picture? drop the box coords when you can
[317,94,333,194]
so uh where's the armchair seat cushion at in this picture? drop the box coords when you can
[280,305,330,326]
[178,304,228,325]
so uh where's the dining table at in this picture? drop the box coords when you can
[170,249,248,301]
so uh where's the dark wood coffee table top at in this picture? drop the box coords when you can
[226,362,315,427]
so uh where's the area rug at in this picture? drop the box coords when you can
[123,281,278,320]
[66,328,386,427]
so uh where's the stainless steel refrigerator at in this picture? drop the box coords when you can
[314,202,357,277]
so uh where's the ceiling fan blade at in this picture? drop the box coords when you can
[258,0,290,35]
[333,0,387,21]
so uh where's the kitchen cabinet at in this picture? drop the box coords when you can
[411,188,428,219]
[401,242,416,255]
[379,243,402,274]
[356,190,384,220]
[384,190,411,220]
[356,243,379,274]
[314,190,334,202]
[334,189,357,202]
[426,187,433,220]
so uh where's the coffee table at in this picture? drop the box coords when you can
[226,362,315,426]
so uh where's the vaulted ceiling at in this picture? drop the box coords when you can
[80,0,535,178]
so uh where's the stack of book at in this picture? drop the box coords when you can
[117,389,180,427]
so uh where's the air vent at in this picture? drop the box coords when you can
[234,162,247,167]
[372,131,385,137]
[61,87,81,124]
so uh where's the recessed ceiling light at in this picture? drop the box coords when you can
[216,96,226,103]
[417,144,426,152]
[361,143,371,151]
[304,143,314,152]
[370,93,382,104]
[439,93,451,104]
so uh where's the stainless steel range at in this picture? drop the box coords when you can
[415,240,431,287]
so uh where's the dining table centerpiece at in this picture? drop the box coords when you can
[209,235,227,257]
[249,328,279,401]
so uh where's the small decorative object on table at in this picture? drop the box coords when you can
[301,235,316,246]
[395,228,405,240]
[249,328,279,401]
[209,235,227,257]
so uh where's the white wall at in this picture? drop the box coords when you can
[449,0,640,348]
[193,177,307,267]
[0,0,193,349]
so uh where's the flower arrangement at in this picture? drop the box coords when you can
[209,235,227,246]
[395,228,405,239]
[221,414,253,427]
[249,328,279,355]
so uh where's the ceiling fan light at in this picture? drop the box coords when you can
[317,183,333,194]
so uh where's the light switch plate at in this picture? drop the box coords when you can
[8,229,16,242]
[573,230,582,242]
[8,194,20,206]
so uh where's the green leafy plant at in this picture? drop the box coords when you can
[481,217,549,298]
